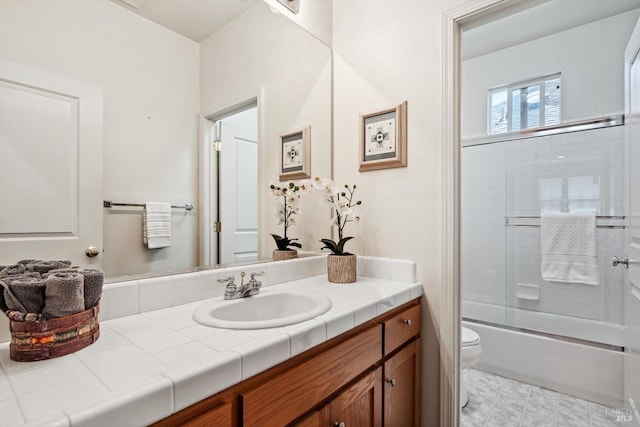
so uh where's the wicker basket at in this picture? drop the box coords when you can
[8,305,100,362]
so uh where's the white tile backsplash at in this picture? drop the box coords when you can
[99,255,417,323]
[171,272,202,306]
[100,280,138,321]
[199,269,227,299]
[138,276,172,313]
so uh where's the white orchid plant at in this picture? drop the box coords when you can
[307,177,362,255]
[269,181,304,251]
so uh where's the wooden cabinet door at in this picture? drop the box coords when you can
[383,339,420,427]
[291,405,330,427]
[330,368,382,427]
[242,326,381,426]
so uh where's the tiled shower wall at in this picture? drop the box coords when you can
[462,125,626,327]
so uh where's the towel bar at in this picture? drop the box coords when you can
[103,200,194,211]
[504,215,626,229]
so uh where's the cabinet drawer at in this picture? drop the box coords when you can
[383,304,420,354]
[242,325,382,427]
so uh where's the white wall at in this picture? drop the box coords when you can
[0,0,200,277]
[263,0,332,47]
[332,1,467,425]
[200,2,332,259]
[462,9,640,140]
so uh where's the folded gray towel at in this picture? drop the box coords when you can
[0,264,26,278]
[43,267,78,277]
[0,280,11,313]
[2,276,46,314]
[17,259,43,265]
[81,269,104,309]
[32,260,72,274]
[0,278,27,313]
[42,272,85,319]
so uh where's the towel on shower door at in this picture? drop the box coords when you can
[143,202,172,249]
[540,212,599,285]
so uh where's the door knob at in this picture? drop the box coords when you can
[386,378,397,387]
[334,422,345,427]
[612,255,629,268]
[85,247,100,258]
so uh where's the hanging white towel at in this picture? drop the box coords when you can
[143,202,171,249]
[540,212,599,285]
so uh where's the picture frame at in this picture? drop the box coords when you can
[359,101,407,172]
[279,126,311,181]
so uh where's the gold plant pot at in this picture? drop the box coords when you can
[327,254,356,283]
[273,249,298,261]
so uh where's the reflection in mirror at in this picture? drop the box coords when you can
[0,0,332,279]
[199,1,332,268]
[209,103,259,265]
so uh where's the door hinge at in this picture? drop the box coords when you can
[214,221,222,233]
[214,140,221,152]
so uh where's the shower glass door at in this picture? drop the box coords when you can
[503,126,626,348]
[460,142,508,327]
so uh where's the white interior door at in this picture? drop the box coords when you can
[624,18,640,424]
[219,107,258,264]
[0,59,103,268]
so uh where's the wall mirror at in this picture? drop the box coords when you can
[0,0,332,279]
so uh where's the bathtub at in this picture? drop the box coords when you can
[463,300,624,408]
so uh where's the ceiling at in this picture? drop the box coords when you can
[110,0,262,42]
[462,0,640,60]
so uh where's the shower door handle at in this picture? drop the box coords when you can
[612,255,629,268]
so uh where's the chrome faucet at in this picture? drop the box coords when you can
[221,271,264,300]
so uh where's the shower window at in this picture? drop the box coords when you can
[488,74,561,134]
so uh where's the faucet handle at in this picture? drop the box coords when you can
[217,275,235,284]
[250,271,265,279]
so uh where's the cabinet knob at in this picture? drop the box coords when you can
[334,422,345,427]
[402,319,412,326]
[386,378,397,387]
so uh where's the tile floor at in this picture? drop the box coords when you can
[461,369,633,427]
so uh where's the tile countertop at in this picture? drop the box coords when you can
[0,276,423,427]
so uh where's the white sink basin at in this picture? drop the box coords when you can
[193,289,332,329]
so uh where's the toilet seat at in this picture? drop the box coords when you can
[462,327,480,347]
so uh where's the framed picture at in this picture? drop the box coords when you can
[279,126,311,181]
[359,101,407,171]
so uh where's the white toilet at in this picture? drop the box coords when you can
[460,326,482,408]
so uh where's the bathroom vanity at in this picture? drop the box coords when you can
[154,299,421,427]
[0,256,423,426]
